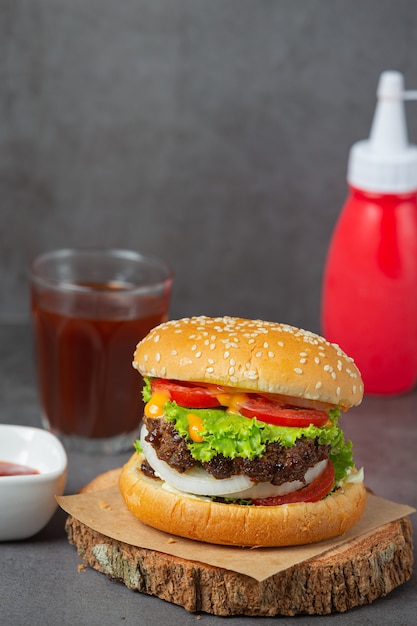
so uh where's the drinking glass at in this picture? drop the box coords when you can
[29,249,173,453]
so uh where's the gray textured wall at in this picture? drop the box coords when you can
[2,0,417,332]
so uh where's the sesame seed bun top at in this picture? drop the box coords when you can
[133,316,364,409]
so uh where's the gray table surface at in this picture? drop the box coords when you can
[1,324,416,626]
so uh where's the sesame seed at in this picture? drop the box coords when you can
[315,381,322,389]
[294,367,303,374]
[171,350,178,356]
[195,351,202,358]
[224,351,230,359]
[256,351,262,358]
[314,357,320,364]
[210,343,216,350]
[277,341,284,347]
[154,335,160,343]
[268,351,275,358]
[299,358,307,364]
[155,353,161,362]
[206,367,214,373]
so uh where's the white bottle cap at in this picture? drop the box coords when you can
[347,71,417,193]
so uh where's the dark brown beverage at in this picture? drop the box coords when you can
[31,281,168,441]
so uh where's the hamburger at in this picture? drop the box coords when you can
[119,316,366,547]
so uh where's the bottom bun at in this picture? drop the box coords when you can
[119,452,367,547]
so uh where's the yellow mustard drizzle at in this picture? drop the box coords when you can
[216,392,249,414]
[144,391,170,418]
[186,413,205,442]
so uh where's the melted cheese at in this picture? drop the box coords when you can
[144,391,170,418]
[215,391,249,414]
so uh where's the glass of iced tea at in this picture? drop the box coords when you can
[29,249,173,453]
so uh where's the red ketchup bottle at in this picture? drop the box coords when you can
[322,71,417,395]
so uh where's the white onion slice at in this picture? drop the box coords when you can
[344,466,364,484]
[224,459,328,499]
[140,424,328,499]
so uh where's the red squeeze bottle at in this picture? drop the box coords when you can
[322,71,417,395]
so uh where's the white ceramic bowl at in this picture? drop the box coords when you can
[0,425,68,541]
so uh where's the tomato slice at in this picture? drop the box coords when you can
[150,380,329,427]
[151,379,221,409]
[239,396,329,428]
[252,460,335,506]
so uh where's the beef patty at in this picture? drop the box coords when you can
[143,417,330,486]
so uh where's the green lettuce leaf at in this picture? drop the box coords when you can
[163,402,353,482]
[142,378,153,403]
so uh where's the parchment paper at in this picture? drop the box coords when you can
[57,476,414,583]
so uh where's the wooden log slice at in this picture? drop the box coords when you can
[64,469,414,617]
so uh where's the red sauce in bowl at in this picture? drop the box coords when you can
[0,461,40,476]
